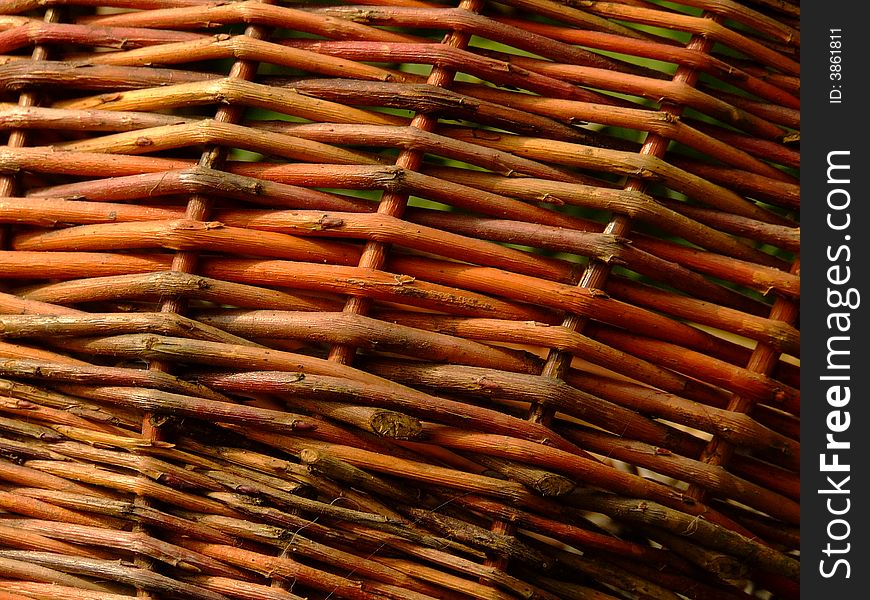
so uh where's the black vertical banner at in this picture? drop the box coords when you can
[802,2,870,598]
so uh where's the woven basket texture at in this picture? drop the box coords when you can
[0,0,799,598]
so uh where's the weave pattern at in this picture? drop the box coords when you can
[0,1,799,599]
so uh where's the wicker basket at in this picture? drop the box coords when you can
[0,1,799,598]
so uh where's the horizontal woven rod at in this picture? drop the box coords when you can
[176,540,441,600]
[78,34,403,83]
[55,122,582,184]
[734,59,799,93]
[0,457,99,497]
[0,556,117,595]
[400,509,552,572]
[0,193,793,301]
[17,458,242,518]
[556,373,799,480]
[281,39,784,139]
[552,425,799,523]
[711,499,800,548]
[0,488,116,529]
[0,413,62,442]
[0,255,546,320]
[651,203,799,253]
[0,19,202,53]
[55,120,380,165]
[629,233,798,297]
[195,311,536,373]
[361,359,798,473]
[190,370,590,457]
[0,519,245,578]
[1,421,150,458]
[25,80,603,147]
[592,557,750,600]
[469,48,788,139]
[0,106,194,132]
[372,311,776,406]
[0,152,588,231]
[0,312,536,373]
[0,552,230,600]
[194,492,451,560]
[539,0,799,73]
[360,358,698,447]
[0,437,62,461]
[669,158,800,209]
[0,359,242,404]
[304,5,659,77]
[180,577,309,600]
[413,166,788,264]
[281,40,625,107]
[12,214,792,344]
[0,0,238,12]
[255,123,584,185]
[10,218,365,266]
[437,85,793,179]
[0,310,262,348]
[207,257,559,322]
[0,149,786,264]
[477,0,653,39]
[0,192,792,308]
[0,375,137,433]
[2,372,317,434]
[557,536,736,598]
[342,526,565,600]
[223,255,716,351]
[53,78,402,126]
[686,117,799,168]
[301,449,421,503]
[586,327,799,416]
[424,130,791,225]
[402,208,789,302]
[0,386,134,437]
[13,270,337,313]
[196,307,697,393]
[256,434,780,564]
[388,254,771,354]
[471,454,576,498]
[259,90,604,151]
[374,559,516,600]
[451,495,693,573]
[0,520,114,560]
[82,1,419,43]
[0,252,793,396]
[237,428,751,537]
[253,120,788,211]
[171,521,454,597]
[21,167,373,213]
[651,0,799,44]
[161,467,325,517]
[520,543,683,600]
[15,480,392,550]
[605,278,799,355]
[0,581,135,600]
[198,529,455,600]
[705,86,799,129]
[0,60,217,94]
[489,17,799,106]
[565,492,798,580]
[172,439,412,511]
[48,442,227,493]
